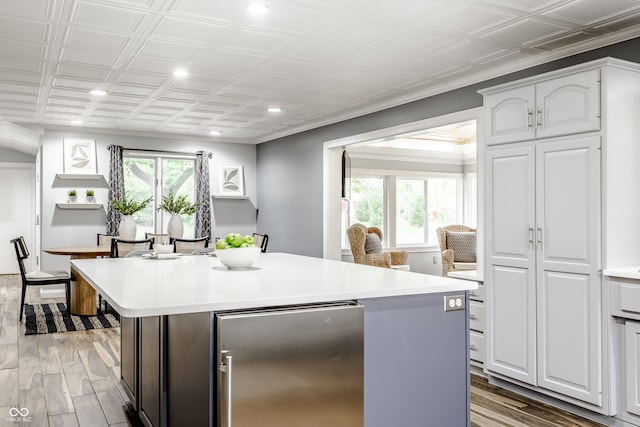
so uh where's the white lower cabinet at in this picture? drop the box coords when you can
[469,283,485,367]
[626,321,640,417]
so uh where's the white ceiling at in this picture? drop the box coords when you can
[1,0,640,145]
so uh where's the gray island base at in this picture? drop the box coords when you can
[71,253,476,427]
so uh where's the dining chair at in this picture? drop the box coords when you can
[110,238,154,258]
[102,238,153,312]
[97,233,117,247]
[145,232,170,245]
[252,233,269,253]
[171,236,209,255]
[10,236,71,321]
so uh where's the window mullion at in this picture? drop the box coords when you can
[386,175,395,248]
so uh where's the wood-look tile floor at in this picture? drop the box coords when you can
[0,273,608,427]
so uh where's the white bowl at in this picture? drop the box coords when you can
[216,247,260,269]
[153,244,173,254]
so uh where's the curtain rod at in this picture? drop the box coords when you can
[108,146,212,158]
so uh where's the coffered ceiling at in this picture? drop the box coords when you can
[1,0,640,144]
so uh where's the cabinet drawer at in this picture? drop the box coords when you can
[469,301,485,333]
[470,331,484,363]
[469,283,485,302]
[611,278,640,321]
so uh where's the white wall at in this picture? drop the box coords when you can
[40,129,256,270]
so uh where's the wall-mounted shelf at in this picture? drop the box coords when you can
[56,203,103,210]
[56,173,103,180]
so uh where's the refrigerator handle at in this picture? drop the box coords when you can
[219,350,233,427]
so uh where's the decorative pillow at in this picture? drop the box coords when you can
[364,233,383,254]
[446,231,476,262]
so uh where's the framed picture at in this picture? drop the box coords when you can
[218,164,244,196]
[63,138,97,174]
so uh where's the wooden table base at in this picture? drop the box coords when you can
[70,267,97,315]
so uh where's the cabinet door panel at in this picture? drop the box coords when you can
[627,321,640,416]
[537,135,600,273]
[485,86,536,145]
[486,265,536,385]
[537,271,601,405]
[486,145,535,266]
[536,69,600,139]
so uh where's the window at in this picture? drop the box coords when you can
[123,154,196,239]
[344,170,468,249]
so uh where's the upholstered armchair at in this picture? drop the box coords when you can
[347,223,409,270]
[436,225,477,276]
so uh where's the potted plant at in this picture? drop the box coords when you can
[156,191,200,239]
[85,189,95,203]
[68,189,77,203]
[110,196,152,239]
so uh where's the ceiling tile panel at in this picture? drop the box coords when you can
[0,83,38,95]
[151,16,228,43]
[480,18,570,46]
[52,77,104,90]
[158,89,207,101]
[64,27,132,51]
[109,84,158,97]
[0,71,41,85]
[60,47,121,68]
[172,79,224,93]
[117,71,169,87]
[413,3,516,36]
[0,58,44,74]
[137,39,203,61]
[199,50,267,70]
[482,0,568,13]
[595,12,640,31]
[55,63,112,81]
[364,0,443,23]
[0,16,49,43]
[544,0,640,25]
[70,2,148,32]
[377,29,460,54]
[169,0,247,24]
[222,29,298,55]
[246,3,331,35]
[315,18,400,44]
[285,40,357,63]
[0,40,46,60]
[0,0,51,19]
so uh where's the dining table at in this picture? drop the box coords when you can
[43,245,112,315]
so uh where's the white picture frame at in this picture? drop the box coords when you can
[218,164,245,196]
[63,138,97,174]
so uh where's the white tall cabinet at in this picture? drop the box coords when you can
[481,58,640,416]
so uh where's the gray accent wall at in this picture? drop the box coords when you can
[40,129,256,270]
[257,37,640,258]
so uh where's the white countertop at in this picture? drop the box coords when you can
[603,266,640,280]
[447,270,483,282]
[71,252,477,317]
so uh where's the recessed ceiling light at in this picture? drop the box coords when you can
[70,120,83,125]
[173,69,189,79]
[247,1,269,13]
[267,107,282,113]
[209,130,221,136]
[89,89,106,96]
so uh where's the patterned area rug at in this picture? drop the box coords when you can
[24,303,120,335]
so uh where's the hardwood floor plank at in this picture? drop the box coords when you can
[0,343,18,369]
[49,412,80,427]
[92,378,129,425]
[19,387,48,427]
[18,356,42,390]
[42,372,74,415]
[72,394,109,427]
[62,360,94,398]
[0,368,18,406]
[37,335,63,375]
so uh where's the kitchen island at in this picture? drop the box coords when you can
[71,252,477,427]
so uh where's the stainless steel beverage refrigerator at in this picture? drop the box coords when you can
[216,302,364,427]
